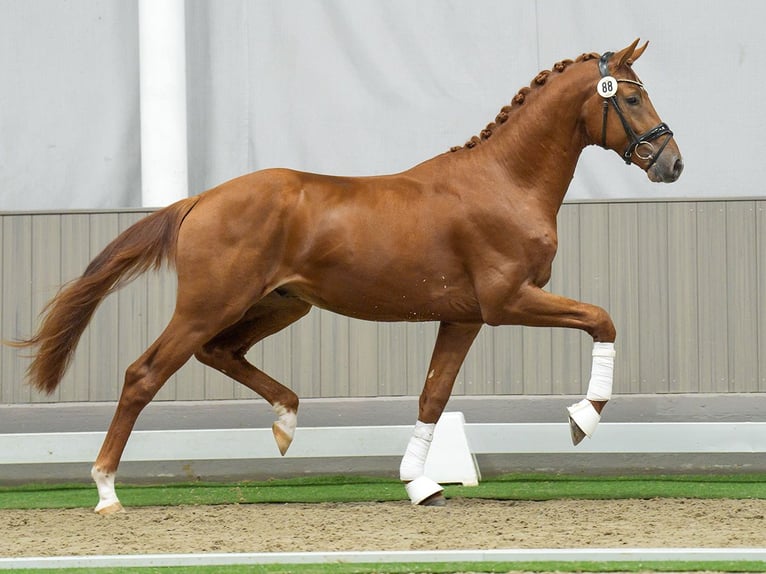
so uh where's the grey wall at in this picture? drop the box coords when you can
[1,0,765,210]
[2,199,764,405]
[0,0,140,209]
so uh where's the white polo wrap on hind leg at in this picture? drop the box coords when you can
[567,342,615,438]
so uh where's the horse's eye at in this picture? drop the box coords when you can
[626,95,640,106]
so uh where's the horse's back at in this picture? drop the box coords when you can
[173,166,394,285]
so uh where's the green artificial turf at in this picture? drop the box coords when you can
[2,473,766,510]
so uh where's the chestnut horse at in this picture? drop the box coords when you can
[12,40,682,512]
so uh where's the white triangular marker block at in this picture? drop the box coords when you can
[424,412,481,486]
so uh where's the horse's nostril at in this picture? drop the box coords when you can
[673,158,684,179]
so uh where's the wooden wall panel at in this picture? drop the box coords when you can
[1,200,762,404]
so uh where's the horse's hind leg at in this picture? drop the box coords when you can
[400,322,481,506]
[92,314,224,515]
[194,292,312,455]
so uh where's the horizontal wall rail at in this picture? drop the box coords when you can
[3,422,766,465]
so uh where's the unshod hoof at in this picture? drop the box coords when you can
[95,501,124,516]
[272,422,293,456]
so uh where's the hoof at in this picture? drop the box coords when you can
[569,416,587,446]
[272,422,293,456]
[94,501,124,516]
[421,492,447,507]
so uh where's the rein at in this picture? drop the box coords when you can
[598,52,673,168]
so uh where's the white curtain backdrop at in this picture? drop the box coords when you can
[1,0,763,210]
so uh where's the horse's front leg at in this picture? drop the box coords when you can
[400,321,481,505]
[483,283,616,445]
[566,341,616,444]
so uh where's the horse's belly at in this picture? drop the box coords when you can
[285,276,483,323]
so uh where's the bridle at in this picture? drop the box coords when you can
[598,51,673,168]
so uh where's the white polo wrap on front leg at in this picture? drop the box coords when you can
[586,342,616,401]
[567,342,616,438]
[399,420,434,482]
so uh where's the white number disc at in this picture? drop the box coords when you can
[597,76,618,98]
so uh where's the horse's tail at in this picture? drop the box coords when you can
[9,196,201,395]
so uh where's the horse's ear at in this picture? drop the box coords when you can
[628,41,649,65]
[615,38,641,68]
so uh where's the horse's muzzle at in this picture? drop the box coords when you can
[649,154,684,183]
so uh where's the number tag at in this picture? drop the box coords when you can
[597,76,618,98]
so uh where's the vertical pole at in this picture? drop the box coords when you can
[138,0,188,207]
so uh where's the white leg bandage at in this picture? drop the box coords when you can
[399,420,434,481]
[399,420,443,504]
[567,342,616,438]
[586,342,616,401]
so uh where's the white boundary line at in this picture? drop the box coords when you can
[1,548,765,570]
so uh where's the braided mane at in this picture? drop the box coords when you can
[450,52,600,152]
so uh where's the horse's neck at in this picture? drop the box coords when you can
[498,77,590,208]
[441,67,592,215]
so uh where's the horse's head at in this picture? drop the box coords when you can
[582,39,683,183]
